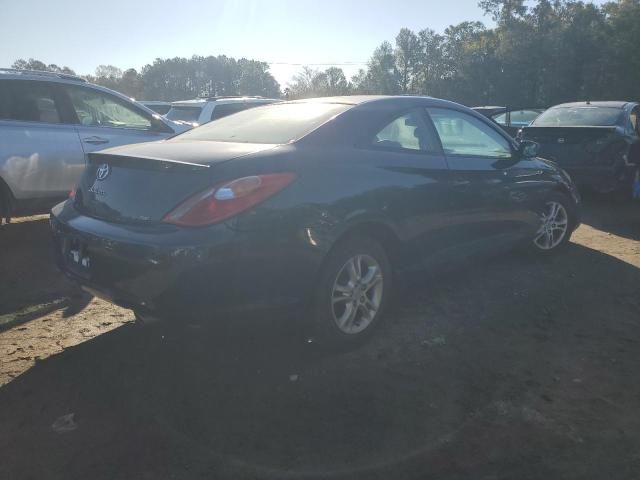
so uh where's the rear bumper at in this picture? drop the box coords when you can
[50,201,316,319]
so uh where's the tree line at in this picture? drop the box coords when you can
[10,56,281,101]
[11,1,640,107]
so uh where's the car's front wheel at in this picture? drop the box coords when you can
[531,193,576,253]
[312,235,392,347]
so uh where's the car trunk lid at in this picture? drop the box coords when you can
[75,141,276,224]
[521,126,619,168]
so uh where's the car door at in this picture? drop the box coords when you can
[426,107,532,253]
[61,84,173,158]
[354,108,458,269]
[0,79,84,200]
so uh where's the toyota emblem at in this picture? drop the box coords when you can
[96,164,110,181]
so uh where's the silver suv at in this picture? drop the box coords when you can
[165,96,279,127]
[0,69,189,223]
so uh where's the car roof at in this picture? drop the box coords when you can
[288,95,470,110]
[0,68,86,83]
[552,101,633,109]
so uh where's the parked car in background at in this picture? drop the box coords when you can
[0,68,190,223]
[520,101,640,196]
[51,96,580,346]
[165,96,280,127]
[473,106,544,136]
[140,101,171,115]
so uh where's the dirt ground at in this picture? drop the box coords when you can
[1,200,639,480]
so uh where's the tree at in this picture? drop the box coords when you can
[478,0,527,24]
[287,66,350,98]
[361,41,401,94]
[414,29,446,97]
[323,67,349,95]
[394,28,421,93]
[139,55,280,101]
[94,65,122,80]
[11,58,76,75]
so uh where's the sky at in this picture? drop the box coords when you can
[0,0,607,88]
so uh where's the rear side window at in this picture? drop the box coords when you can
[0,80,62,123]
[492,110,541,127]
[166,106,202,123]
[65,86,152,130]
[211,103,252,121]
[372,110,437,152]
[427,107,512,158]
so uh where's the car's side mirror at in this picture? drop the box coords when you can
[519,140,539,158]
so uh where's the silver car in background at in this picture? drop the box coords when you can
[0,69,189,223]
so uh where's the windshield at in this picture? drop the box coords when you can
[532,106,623,126]
[174,102,351,144]
[166,105,202,123]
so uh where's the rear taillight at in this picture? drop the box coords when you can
[162,173,296,227]
[69,186,76,199]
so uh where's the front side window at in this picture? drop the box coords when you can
[66,86,152,130]
[493,110,541,127]
[0,80,62,124]
[427,107,512,158]
[372,110,436,152]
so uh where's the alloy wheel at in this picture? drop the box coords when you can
[330,254,384,334]
[533,201,569,250]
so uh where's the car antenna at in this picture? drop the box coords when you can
[586,99,591,105]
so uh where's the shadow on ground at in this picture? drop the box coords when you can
[580,195,640,241]
[0,217,91,324]
[1,241,640,480]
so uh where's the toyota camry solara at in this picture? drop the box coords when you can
[50,96,581,346]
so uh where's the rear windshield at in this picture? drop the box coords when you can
[166,105,202,123]
[174,102,351,144]
[532,106,623,126]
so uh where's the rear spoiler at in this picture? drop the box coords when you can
[88,153,210,169]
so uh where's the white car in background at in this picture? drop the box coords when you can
[165,96,280,127]
[0,68,190,222]
[139,101,171,115]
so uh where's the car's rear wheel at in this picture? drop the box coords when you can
[530,193,576,253]
[312,235,392,347]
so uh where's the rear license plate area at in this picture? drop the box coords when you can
[64,236,92,278]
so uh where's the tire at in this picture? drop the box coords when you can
[311,235,392,348]
[528,192,577,254]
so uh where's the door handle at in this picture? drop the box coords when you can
[451,179,471,187]
[83,136,109,145]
